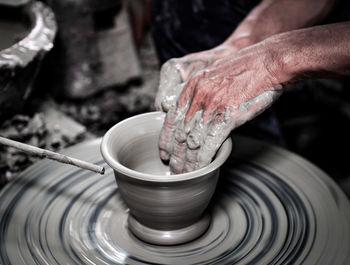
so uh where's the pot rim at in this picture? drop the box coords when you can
[100,111,232,183]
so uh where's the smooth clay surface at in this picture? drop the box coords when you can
[0,2,57,119]
[0,20,29,50]
[1,137,350,264]
[101,112,232,245]
[0,2,56,68]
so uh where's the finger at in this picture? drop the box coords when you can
[160,82,185,112]
[169,106,207,173]
[155,57,212,112]
[183,97,217,170]
[183,111,208,172]
[160,58,207,112]
[155,60,182,111]
[196,108,232,170]
[184,110,202,138]
[159,77,198,169]
[164,74,207,173]
[169,121,188,174]
[159,60,208,112]
[234,89,282,128]
[177,74,200,110]
[182,78,209,125]
[184,149,198,172]
[158,107,185,161]
[186,110,210,150]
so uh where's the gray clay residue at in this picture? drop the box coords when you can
[0,20,30,50]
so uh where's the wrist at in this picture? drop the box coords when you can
[265,22,350,87]
[262,31,310,85]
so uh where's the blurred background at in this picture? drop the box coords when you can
[1,0,350,197]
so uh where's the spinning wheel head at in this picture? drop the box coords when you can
[0,136,349,264]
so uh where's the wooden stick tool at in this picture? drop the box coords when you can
[0,136,105,175]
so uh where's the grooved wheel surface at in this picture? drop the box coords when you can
[0,136,349,265]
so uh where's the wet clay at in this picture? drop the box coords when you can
[0,2,56,120]
[185,107,232,169]
[158,74,282,173]
[156,55,282,173]
[0,20,29,50]
[0,2,56,68]
[180,89,282,171]
[154,60,185,112]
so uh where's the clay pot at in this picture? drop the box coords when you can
[101,111,232,245]
[0,2,56,119]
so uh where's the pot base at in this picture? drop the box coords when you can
[128,213,211,245]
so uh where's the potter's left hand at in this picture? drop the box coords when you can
[154,45,238,113]
[159,42,283,173]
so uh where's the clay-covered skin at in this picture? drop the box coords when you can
[155,44,249,173]
[154,46,235,112]
[155,0,350,174]
[156,43,283,173]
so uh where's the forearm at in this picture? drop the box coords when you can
[266,21,350,84]
[223,0,337,49]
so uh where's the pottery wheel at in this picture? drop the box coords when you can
[0,136,349,265]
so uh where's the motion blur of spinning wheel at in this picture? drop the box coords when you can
[0,136,349,265]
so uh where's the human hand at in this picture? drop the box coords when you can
[154,45,237,112]
[158,42,283,174]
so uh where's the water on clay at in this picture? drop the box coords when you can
[0,19,30,50]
